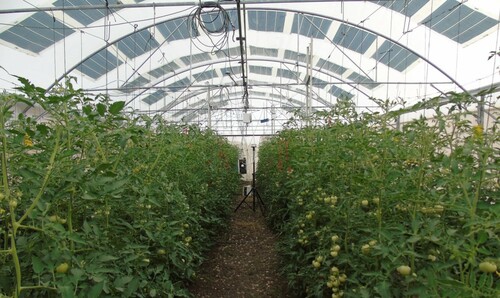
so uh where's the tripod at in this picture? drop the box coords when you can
[234,145,265,214]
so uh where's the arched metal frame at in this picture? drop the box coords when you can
[154,79,332,117]
[122,58,373,109]
[42,5,471,119]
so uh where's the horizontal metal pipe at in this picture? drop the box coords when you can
[85,81,453,93]
[0,1,386,14]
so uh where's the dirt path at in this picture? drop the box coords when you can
[188,196,290,298]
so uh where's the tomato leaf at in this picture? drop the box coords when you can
[109,101,125,115]
[31,256,43,274]
[96,103,106,116]
[97,255,119,262]
[123,278,140,297]
[87,282,104,298]
[58,285,74,298]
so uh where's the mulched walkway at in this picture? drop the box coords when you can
[188,195,290,298]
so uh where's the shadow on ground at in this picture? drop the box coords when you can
[188,196,291,298]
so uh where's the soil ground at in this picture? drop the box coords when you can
[188,195,291,298]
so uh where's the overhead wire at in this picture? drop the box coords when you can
[104,0,111,97]
[62,0,67,78]
[0,6,196,30]
[52,11,57,84]
[187,1,235,54]
[485,8,500,131]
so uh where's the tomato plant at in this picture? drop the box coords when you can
[258,97,499,297]
[0,77,240,297]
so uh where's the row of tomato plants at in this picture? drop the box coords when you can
[0,77,241,297]
[258,97,499,297]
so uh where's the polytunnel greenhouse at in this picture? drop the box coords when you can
[0,0,499,297]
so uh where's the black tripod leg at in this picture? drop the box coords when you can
[234,189,252,212]
[254,189,266,215]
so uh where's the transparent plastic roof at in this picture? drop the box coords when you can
[1,0,499,137]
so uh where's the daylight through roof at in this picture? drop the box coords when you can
[1,0,499,138]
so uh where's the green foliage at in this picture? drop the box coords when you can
[258,97,499,297]
[0,77,241,297]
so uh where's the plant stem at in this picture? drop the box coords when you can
[92,132,107,163]
[68,194,74,252]
[17,128,61,227]
[20,285,57,291]
[0,101,20,297]
[10,229,21,297]
[17,224,44,232]
[0,103,11,216]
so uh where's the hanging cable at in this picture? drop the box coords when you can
[187,0,235,54]
[62,0,67,77]
[52,11,57,84]
[80,30,84,89]
[385,7,394,100]
[104,0,111,97]
[486,9,500,131]
[454,1,464,91]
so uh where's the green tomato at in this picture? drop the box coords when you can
[312,260,321,268]
[9,200,17,209]
[397,265,411,276]
[361,244,371,255]
[479,262,497,273]
[56,263,69,274]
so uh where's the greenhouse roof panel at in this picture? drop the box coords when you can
[291,14,331,39]
[277,68,299,80]
[201,9,239,32]
[194,69,218,82]
[375,0,429,17]
[304,76,328,89]
[167,77,191,91]
[53,0,120,26]
[317,59,347,76]
[422,0,498,44]
[372,40,419,72]
[284,50,307,63]
[221,66,242,76]
[333,23,377,54]
[215,47,240,59]
[157,18,198,42]
[180,52,212,65]
[328,85,354,100]
[121,76,150,93]
[117,29,159,59]
[0,11,74,53]
[142,90,166,105]
[249,46,279,57]
[148,61,180,78]
[248,10,286,32]
[77,49,123,80]
[249,65,273,76]
[347,72,379,90]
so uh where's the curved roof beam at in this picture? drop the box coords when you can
[48,7,467,96]
[124,57,372,108]
[179,95,316,125]
[253,7,470,95]
[176,95,304,123]
[26,5,473,120]
[152,79,328,116]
